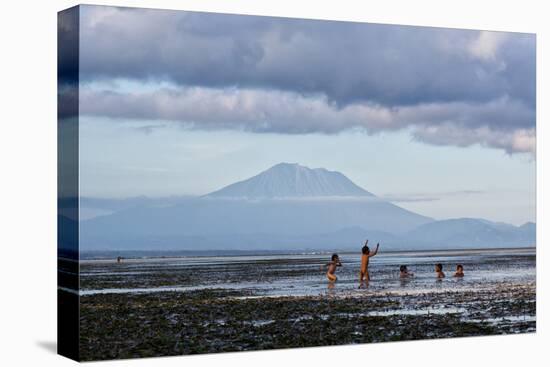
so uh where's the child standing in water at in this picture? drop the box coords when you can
[360,240,380,283]
[321,254,342,282]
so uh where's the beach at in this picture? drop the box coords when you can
[74,248,535,360]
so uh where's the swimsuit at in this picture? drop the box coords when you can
[327,272,337,281]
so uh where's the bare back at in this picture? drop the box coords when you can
[327,262,338,274]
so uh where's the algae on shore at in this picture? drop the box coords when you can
[78,282,535,361]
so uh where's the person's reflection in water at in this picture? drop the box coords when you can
[327,281,336,297]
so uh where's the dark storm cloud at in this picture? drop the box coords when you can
[58,7,80,119]
[79,6,535,109]
[76,6,536,155]
[58,7,79,86]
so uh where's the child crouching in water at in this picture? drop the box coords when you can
[453,264,464,277]
[321,254,342,282]
[435,263,445,278]
[399,265,414,278]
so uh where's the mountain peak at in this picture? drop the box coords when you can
[270,162,327,172]
[207,163,374,198]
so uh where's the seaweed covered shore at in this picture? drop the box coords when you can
[78,281,535,361]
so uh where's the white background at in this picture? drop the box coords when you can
[0,0,547,365]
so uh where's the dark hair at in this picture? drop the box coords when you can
[457,264,463,270]
[436,263,443,271]
[331,253,339,261]
[362,245,370,254]
[400,265,407,272]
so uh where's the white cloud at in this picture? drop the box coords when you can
[412,124,535,155]
[468,31,509,61]
[80,85,535,156]
[509,129,536,154]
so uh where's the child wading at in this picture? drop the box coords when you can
[453,264,464,277]
[360,240,380,284]
[399,265,414,278]
[321,254,342,282]
[435,263,445,279]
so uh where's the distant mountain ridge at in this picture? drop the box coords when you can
[405,218,535,248]
[207,163,374,198]
[79,163,535,251]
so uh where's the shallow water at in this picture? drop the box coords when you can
[77,247,535,297]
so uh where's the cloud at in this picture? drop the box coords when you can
[467,31,509,61]
[134,124,168,135]
[79,6,535,108]
[58,84,79,119]
[58,7,79,85]
[75,5,536,156]
[382,196,441,203]
[80,85,535,154]
[447,190,485,195]
[381,190,487,203]
[412,124,535,155]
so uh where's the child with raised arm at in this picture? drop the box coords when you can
[360,240,380,282]
[321,253,342,282]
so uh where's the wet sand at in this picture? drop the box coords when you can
[75,248,536,360]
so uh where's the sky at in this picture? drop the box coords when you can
[70,5,536,225]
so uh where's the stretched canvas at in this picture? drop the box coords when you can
[58,4,536,361]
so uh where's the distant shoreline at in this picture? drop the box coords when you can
[77,246,536,261]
